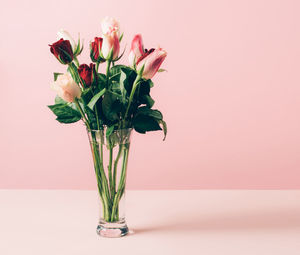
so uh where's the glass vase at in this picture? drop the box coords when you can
[87,128,132,238]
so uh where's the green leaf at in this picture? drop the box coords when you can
[97,73,106,83]
[158,69,167,73]
[120,70,126,86]
[74,37,81,54]
[137,106,163,120]
[110,65,134,77]
[109,65,137,101]
[119,70,128,103]
[141,95,155,108]
[133,115,162,134]
[54,73,63,81]
[56,116,81,124]
[148,79,154,88]
[74,37,84,56]
[48,104,81,124]
[48,104,81,118]
[84,105,99,129]
[109,65,121,77]
[110,81,122,94]
[97,73,106,90]
[119,32,124,42]
[67,63,81,84]
[81,88,94,105]
[107,48,114,61]
[109,72,121,82]
[106,125,114,138]
[102,92,121,122]
[133,107,164,135]
[138,63,145,76]
[159,120,167,141]
[138,80,150,94]
[87,88,106,110]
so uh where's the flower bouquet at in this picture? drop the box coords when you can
[48,17,167,238]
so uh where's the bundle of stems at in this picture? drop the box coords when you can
[90,130,130,222]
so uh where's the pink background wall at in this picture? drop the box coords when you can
[1,0,300,189]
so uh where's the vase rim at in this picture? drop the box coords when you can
[88,128,133,132]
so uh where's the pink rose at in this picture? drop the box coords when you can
[101,17,120,35]
[51,73,81,102]
[129,34,167,79]
[101,17,120,60]
[128,34,144,67]
[136,48,167,79]
[102,32,120,60]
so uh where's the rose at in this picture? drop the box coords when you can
[102,32,120,60]
[129,34,167,79]
[51,73,81,102]
[90,37,104,62]
[57,29,76,51]
[101,17,120,60]
[136,48,167,79]
[49,39,74,64]
[101,17,120,35]
[78,63,96,88]
[57,29,83,57]
[89,18,121,61]
[128,34,144,67]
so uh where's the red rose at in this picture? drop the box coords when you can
[78,63,96,88]
[90,37,104,62]
[49,39,73,64]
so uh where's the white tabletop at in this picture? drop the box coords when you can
[1,190,300,255]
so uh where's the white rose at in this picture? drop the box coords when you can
[101,17,120,35]
[102,32,120,60]
[51,73,81,103]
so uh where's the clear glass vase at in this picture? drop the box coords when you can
[87,128,132,238]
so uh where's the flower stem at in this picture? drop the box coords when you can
[108,144,114,199]
[94,106,101,131]
[113,145,123,195]
[91,133,109,219]
[96,62,100,72]
[68,63,82,88]
[74,98,91,131]
[74,57,80,67]
[92,132,111,221]
[110,145,129,221]
[105,60,112,89]
[99,134,111,210]
[123,75,142,127]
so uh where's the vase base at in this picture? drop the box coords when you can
[96,219,129,238]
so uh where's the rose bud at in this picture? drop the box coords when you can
[90,37,104,62]
[51,73,81,102]
[100,17,120,60]
[101,17,120,36]
[49,39,74,64]
[128,34,144,67]
[57,29,76,51]
[136,48,167,80]
[57,29,83,57]
[102,32,120,60]
[78,63,96,88]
